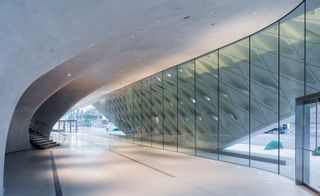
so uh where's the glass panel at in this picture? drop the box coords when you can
[312,100,320,192]
[317,101,320,155]
[306,0,320,94]
[279,3,304,179]
[309,102,317,152]
[163,67,178,151]
[301,100,320,193]
[141,77,152,146]
[195,51,219,159]
[219,38,250,166]
[151,73,164,149]
[116,90,125,140]
[126,85,134,143]
[133,81,142,144]
[305,151,320,192]
[250,24,279,173]
[111,92,119,138]
[178,61,195,155]
[119,89,126,141]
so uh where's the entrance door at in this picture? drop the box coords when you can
[296,94,320,194]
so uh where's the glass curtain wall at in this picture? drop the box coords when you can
[119,89,126,141]
[177,61,195,155]
[195,52,219,159]
[151,73,164,149]
[306,0,320,95]
[163,67,178,151]
[250,24,279,173]
[133,81,142,144]
[126,85,134,143]
[141,77,152,146]
[279,4,304,178]
[219,38,250,166]
[95,0,320,180]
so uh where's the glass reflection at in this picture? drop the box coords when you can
[195,52,219,159]
[219,38,250,166]
[151,73,164,149]
[126,85,134,143]
[250,24,279,173]
[163,67,178,151]
[306,0,320,94]
[133,81,142,144]
[178,61,195,155]
[141,77,152,146]
[279,3,304,179]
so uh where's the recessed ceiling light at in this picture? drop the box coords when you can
[67,73,71,77]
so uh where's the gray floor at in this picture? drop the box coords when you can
[4,128,316,196]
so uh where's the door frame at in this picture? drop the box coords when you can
[296,92,320,194]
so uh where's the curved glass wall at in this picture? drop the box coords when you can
[250,24,279,173]
[133,81,142,144]
[219,38,250,166]
[96,0,320,183]
[141,77,152,146]
[150,73,164,149]
[279,4,305,178]
[177,61,195,155]
[163,67,178,151]
[195,51,219,159]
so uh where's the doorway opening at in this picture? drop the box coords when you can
[296,92,320,194]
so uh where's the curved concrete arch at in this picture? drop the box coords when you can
[31,74,109,135]
[5,50,102,153]
[1,0,302,195]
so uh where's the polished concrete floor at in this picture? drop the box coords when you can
[4,128,316,196]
